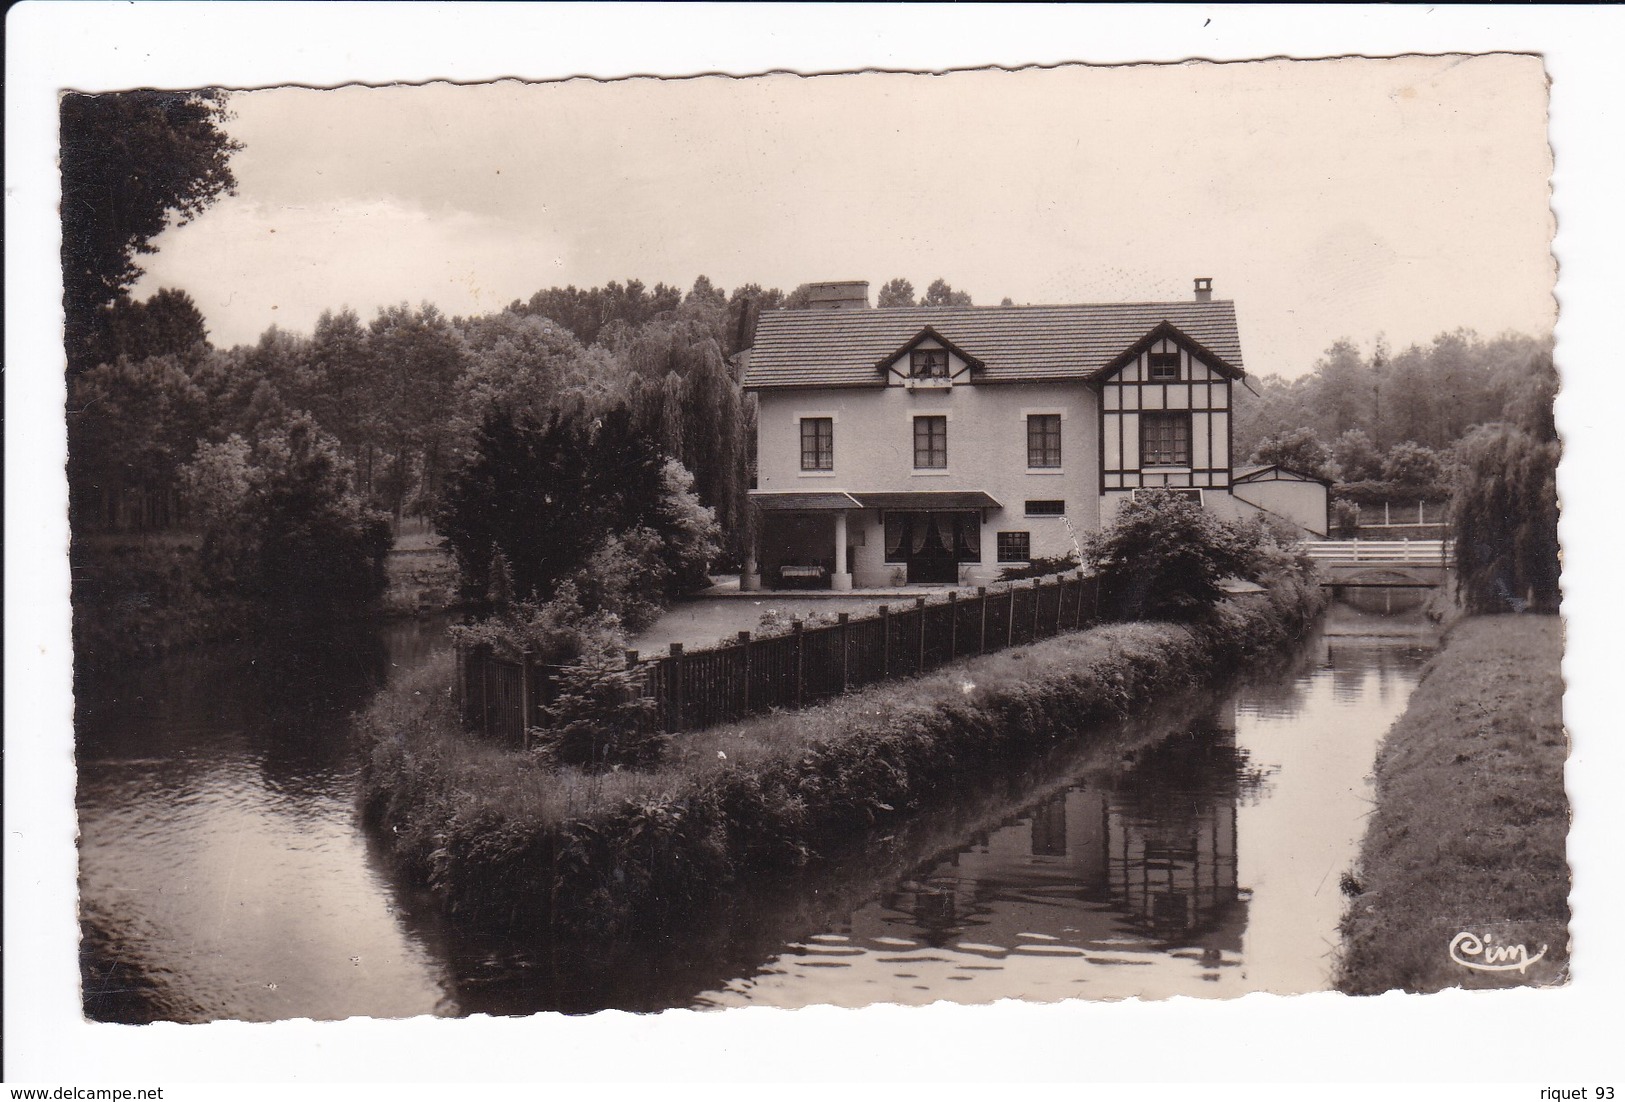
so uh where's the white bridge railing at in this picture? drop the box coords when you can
[1301,539,1453,566]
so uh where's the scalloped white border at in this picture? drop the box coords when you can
[6,4,1616,1091]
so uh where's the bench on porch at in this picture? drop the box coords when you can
[777,563,829,589]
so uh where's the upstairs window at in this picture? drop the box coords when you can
[1141,412,1191,467]
[1148,350,1181,380]
[1027,414,1062,467]
[913,415,948,469]
[909,348,949,379]
[800,417,833,471]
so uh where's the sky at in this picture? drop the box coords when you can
[130,54,1556,380]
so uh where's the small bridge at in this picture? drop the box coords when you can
[1301,539,1453,588]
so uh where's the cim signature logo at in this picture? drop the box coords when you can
[1449,930,1548,974]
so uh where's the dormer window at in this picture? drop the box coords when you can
[909,348,949,379]
[1148,350,1180,380]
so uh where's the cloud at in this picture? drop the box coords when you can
[135,195,571,345]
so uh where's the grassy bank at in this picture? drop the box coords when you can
[1336,614,1569,993]
[358,568,1324,939]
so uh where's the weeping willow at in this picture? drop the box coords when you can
[1450,423,1561,613]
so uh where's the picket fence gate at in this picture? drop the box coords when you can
[459,573,1104,745]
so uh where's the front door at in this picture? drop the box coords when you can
[905,512,958,584]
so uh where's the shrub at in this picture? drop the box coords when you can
[998,554,1081,582]
[1331,499,1362,537]
[449,583,620,665]
[533,643,663,768]
[1085,490,1265,622]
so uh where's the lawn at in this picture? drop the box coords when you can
[1337,614,1569,993]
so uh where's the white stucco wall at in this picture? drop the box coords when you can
[1232,479,1330,536]
[754,371,1101,585]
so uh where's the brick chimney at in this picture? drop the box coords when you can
[1194,277,1213,303]
[805,281,871,310]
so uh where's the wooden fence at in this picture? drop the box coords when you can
[460,573,1103,745]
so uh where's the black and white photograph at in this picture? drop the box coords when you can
[7,3,1620,1091]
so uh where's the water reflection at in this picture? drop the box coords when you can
[77,617,454,1023]
[695,617,1430,1008]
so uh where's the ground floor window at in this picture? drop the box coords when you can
[885,511,981,563]
[997,531,1031,562]
[1024,499,1065,516]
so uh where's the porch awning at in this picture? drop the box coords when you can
[850,490,1002,511]
[748,490,864,512]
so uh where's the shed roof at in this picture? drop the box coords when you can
[742,300,1244,390]
[1232,463,1334,486]
[748,490,864,512]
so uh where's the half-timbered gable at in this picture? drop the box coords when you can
[876,327,985,388]
[1095,320,1244,496]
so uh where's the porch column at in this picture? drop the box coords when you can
[831,509,853,591]
[742,507,762,592]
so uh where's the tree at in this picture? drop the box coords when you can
[725,283,784,355]
[436,404,718,621]
[1380,441,1444,493]
[1331,428,1383,483]
[1500,348,1559,444]
[1249,428,1336,480]
[922,278,973,307]
[685,275,727,308]
[83,286,211,368]
[60,90,241,373]
[182,413,391,619]
[877,278,917,308]
[1450,423,1560,613]
[781,284,816,310]
[68,353,209,531]
[306,308,374,481]
[1085,490,1263,622]
[453,310,586,434]
[366,303,468,521]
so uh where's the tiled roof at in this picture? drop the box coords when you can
[743,300,1244,390]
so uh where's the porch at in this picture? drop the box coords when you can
[745,489,1002,592]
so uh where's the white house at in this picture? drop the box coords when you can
[739,279,1324,590]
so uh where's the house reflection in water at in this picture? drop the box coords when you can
[855,704,1249,976]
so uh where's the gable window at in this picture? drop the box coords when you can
[800,417,833,471]
[997,531,1031,562]
[1141,412,1191,466]
[1026,414,1062,468]
[1025,500,1065,517]
[1148,350,1181,380]
[909,348,949,379]
[913,415,947,469]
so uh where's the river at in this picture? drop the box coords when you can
[76,600,1436,1021]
